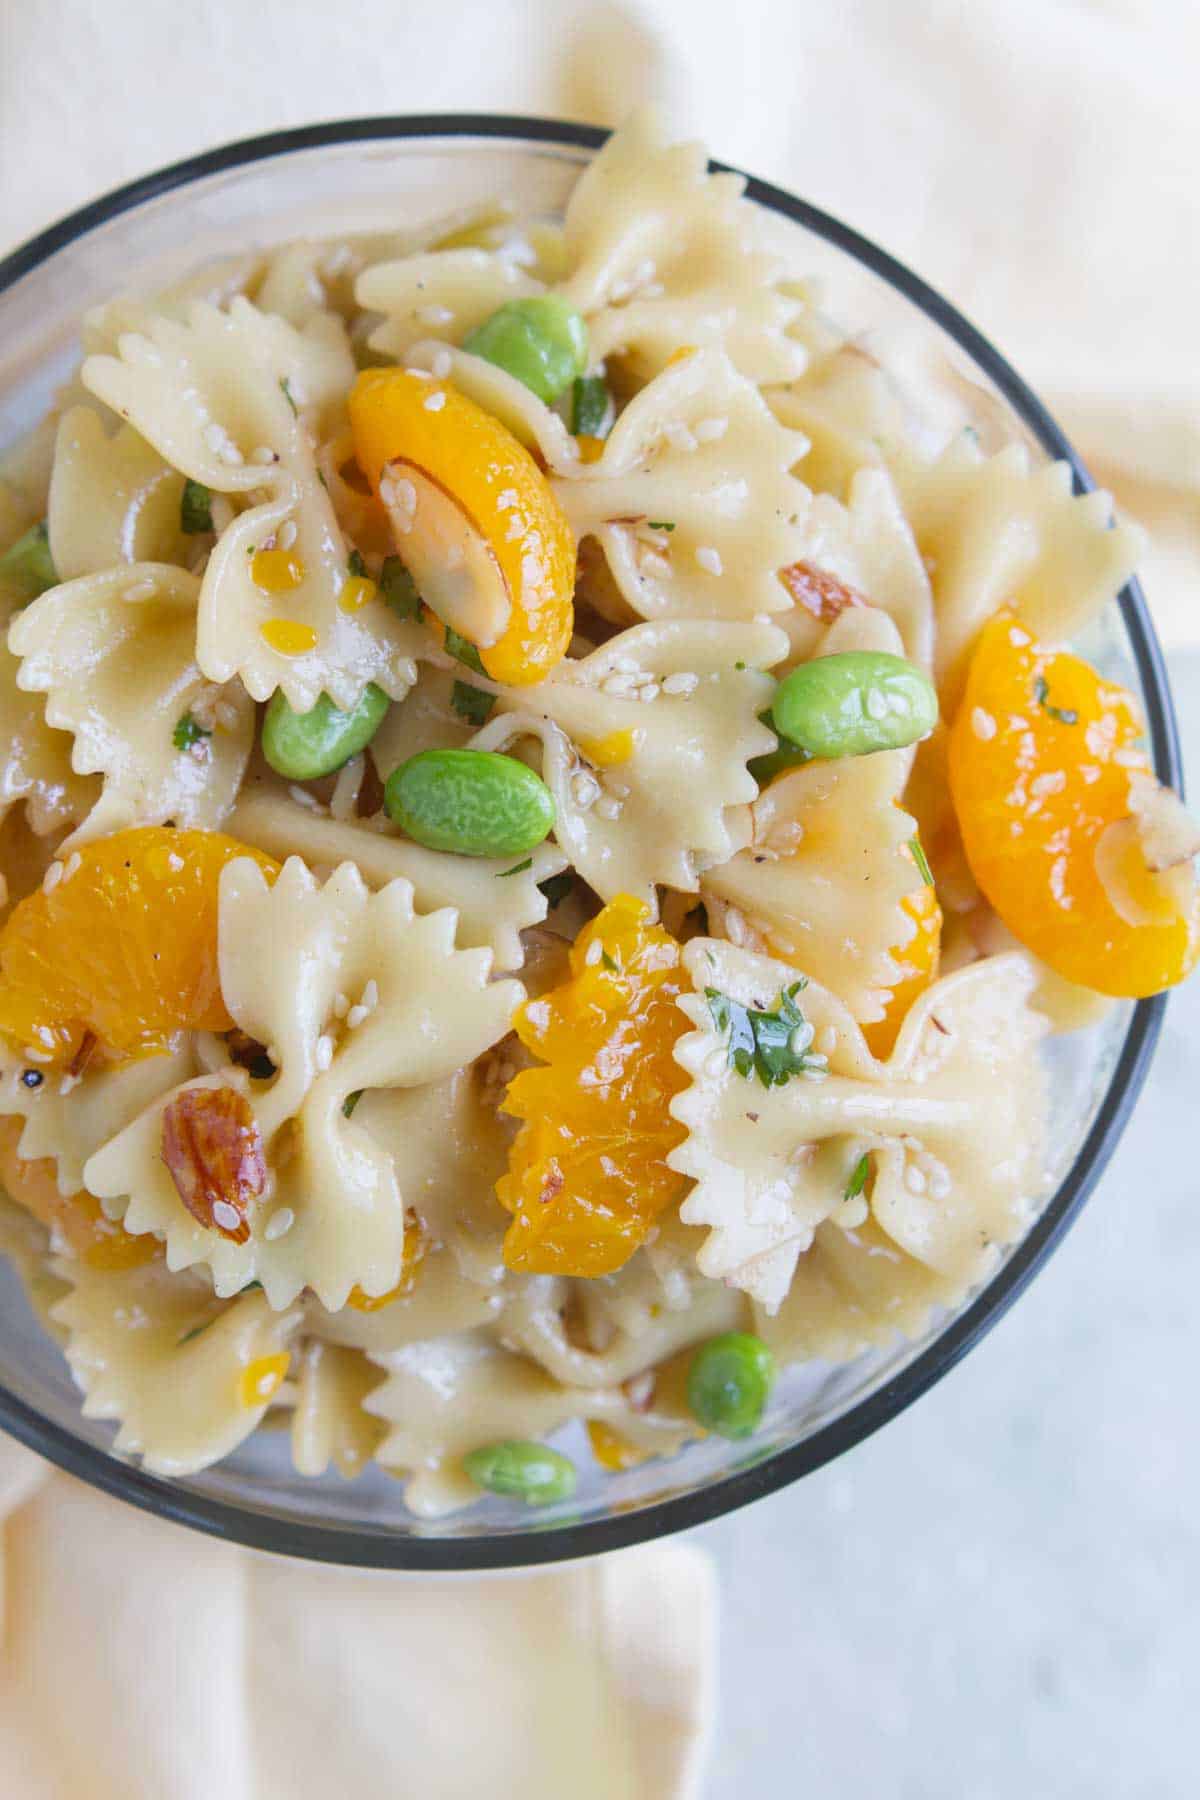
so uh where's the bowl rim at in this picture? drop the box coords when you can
[0,113,1180,1570]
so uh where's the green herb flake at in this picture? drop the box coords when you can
[600,950,619,972]
[442,624,486,675]
[347,548,368,579]
[909,837,934,887]
[450,680,496,726]
[497,858,534,879]
[843,1153,871,1202]
[343,1090,363,1118]
[1033,675,1079,727]
[734,660,746,671]
[571,373,612,438]
[379,555,421,619]
[705,979,825,1088]
[538,872,574,908]
[280,377,298,416]
[173,712,212,753]
[180,478,214,535]
[0,519,57,603]
[648,520,676,532]
[177,1316,218,1348]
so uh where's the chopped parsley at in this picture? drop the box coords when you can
[450,680,496,726]
[1033,676,1079,726]
[279,377,298,416]
[497,858,533,878]
[343,1090,362,1118]
[734,660,746,671]
[0,519,57,603]
[177,1316,218,1348]
[180,479,214,535]
[843,1153,871,1201]
[379,555,421,619]
[600,950,619,972]
[909,837,934,887]
[571,374,612,438]
[705,979,826,1088]
[347,548,368,579]
[538,872,574,908]
[172,712,212,753]
[442,624,486,675]
[647,520,676,532]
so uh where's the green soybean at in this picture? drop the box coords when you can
[771,651,938,760]
[262,683,390,781]
[0,520,57,603]
[687,1332,777,1439]
[463,296,589,404]
[385,748,555,858]
[463,1440,577,1506]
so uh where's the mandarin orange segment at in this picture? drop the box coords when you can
[863,839,942,1059]
[348,367,575,686]
[948,613,1200,997]
[0,1116,155,1269]
[496,894,689,1276]
[0,828,279,1066]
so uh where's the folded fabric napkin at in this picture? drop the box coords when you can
[0,1439,715,1799]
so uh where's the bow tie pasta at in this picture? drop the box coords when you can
[0,111,1193,1510]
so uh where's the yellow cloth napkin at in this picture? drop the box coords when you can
[0,1440,715,1799]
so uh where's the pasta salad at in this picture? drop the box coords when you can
[0,112,1195,1517]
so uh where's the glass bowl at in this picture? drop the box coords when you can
[0,117,1180,1569]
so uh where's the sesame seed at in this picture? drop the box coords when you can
[42,861,63,895]
[695,546,723,576]
[278,519,298,550]
[346,1004,368,1030]
[264,1207,295,1241]
[212,1200,242,1233]
[315,1035,334,1071]
[424,392,447,412]
[971,707,997,741]
[637,682,660,703]
[571,771,600,810]
[62,851,82,882]
[585,938,603,965]
[333,992,350,1018]
[288,785,324,812]
[662,672,699,696]
[217,442,244,468]
[252,446,276,465]
[362,979,379,1012]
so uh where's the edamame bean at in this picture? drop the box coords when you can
[771,651,938,759]
[0,520,56,603]
[463,297,588,403]
[384,747,555,858]
[687,1332,777,1439]
[463,1440,577,1505]
[262,683,389,781]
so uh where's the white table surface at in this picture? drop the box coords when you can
[694,651,1200,1799]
